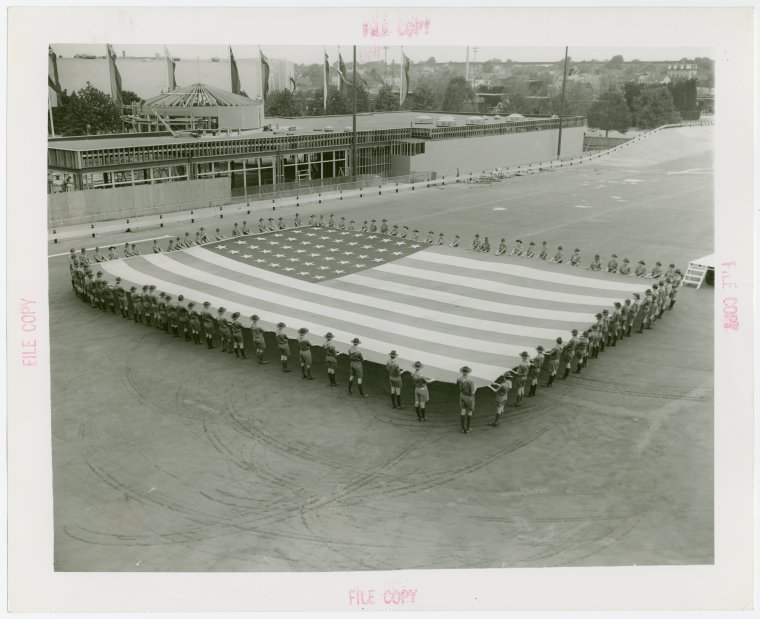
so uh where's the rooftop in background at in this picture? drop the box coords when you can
[50,111,570,151]
[144,83,261,107]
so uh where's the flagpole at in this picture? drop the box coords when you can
[557,45,569,158]
[399,47,403,107]
[259,47,265,101]
[352,45,357,180]
[323,47,328,114]
[48,89,55,137]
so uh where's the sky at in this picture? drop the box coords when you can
[53,44,710,66]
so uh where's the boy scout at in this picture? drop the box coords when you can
[509,240,524,256]
[268,218,277,231]
[495,238,507,256]
[201,302,216,348]
[380,219,389,235]
[129,286,143,323]
[297,328,313,379]
[587,254,602,271]
[141,285,153,326]
[131,243,141,256]
[437,232,445,245]
[230,312,246,358]
[549,246,564,264]
[250,315,268,363]
[217,307,232,351]
[150,239,161,252]
[481,237,491,253]
[93,247,107,263]
[348,220,356,232]
[546,337,563,386]
[114,277,128,318]
[469,234,481,251]
[232,222,241,237]
[449,235,460,248]
[569,248,582,267]
[309,214,317,227]
[215,228,226,241]
[361,220,369,232]
[166,295,179,337]
[347,338,368,397]
[412,361,434,421]
[386,350,403,409]
[241,221,251,235]
[369,219,378,233]
[390,224,399,237]
[648,261,664,279]
[108,246,119,260]
[609,302,622,346]
[276,322,291,372]
[574,333,588,372]
[177,295,190,341]
[258,218,268,233]
[293,213,302,228]
[619,257,632,275]
[513,352,531,405]
[538,241,549,260]
[628,294,640,336]
[634,260,647,277]
[199,228,208,243]
[529,345,545,396]
[323,332,338,384]
[561,331,578,378]
[277,217,286,230]
[525,241,536,258]
[188,302,202,344]
[487,372,512,427]
[457,366,475,433]
[399,226,409,239]
[606,254,619,273]
[425,231,436,244]
[328,213,336,228]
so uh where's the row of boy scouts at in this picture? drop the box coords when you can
[71,213,680,282]
[69,251,681,434]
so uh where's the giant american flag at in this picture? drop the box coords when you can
[98,226,649,386]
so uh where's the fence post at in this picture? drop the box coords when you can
[378,185,382,196]
[159,214,163,228]
[53,229,57,244]
[191,210,194,223]
[395,183,398,193]
[91,223,95,238]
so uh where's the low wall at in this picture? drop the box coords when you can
[411,126,585,176]
[48,178,231,226]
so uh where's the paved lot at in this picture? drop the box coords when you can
[51,127,714,571]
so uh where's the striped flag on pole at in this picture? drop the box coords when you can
[98,228,648,386]
[107,44,123,107]
[164,45,177,91]
[48,46,62,106]
[229,46,241,95]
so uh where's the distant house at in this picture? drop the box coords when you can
[667,63,698,80]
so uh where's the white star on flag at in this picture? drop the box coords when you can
[372,258,384,262]
[392,251,403,256]
[275,253,286,258]
[334,270,345,274]
[236,240,247,245]
[355,263,366,268]
[287,237,297,241]
[306,233,316,237]
[313,275,325,280]
[229,250,240,254]
[249,245,259,249]
[310,253,321,258]
[283,267,294,272]
[377,249,388,253]
[324,257,335,261]
[348,242,358,246]
[338,260,350,265]
[242,254,252,259]
[288,257,300,262]
[315,245,325,249]
[304,261,314,266]
[261,249,272,254]
[367,235,378,239]
[319,266,330,271]
[381,238,392,243]
[411,244,421,248]
[215,245,226,249]
[328,248,339,253]
[343,251,354,256]
[269,263,280,268]
[362,245,372,249]
[255,258,266,263]
[395,242,406,246]
[358,254,369,259]
[296,249,306,254]
[298,271,309,276]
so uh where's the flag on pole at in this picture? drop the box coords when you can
[229,46,241,95]
[338,50,350,93]
[48,45,62,107]
[400,49,410,105]
[97,228,649,387]
[260,48,270,101]
[290,76,297,93]
[107,44,123,107]
[164,46,177,91]
[323,48,329,112]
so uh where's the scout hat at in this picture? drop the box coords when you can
[639,259,646,264]
[556,337,563,343]
[612,253,618,258]
[656,261,662,265]
[520,351,529,358]
[188,302,195,308]
[351,337,361,344]
[115,276,121,282]
[203,301,211,306]
[129,286,137,291]
[142,285,149,290]
[389,350,398,357]
[177,294,184,301]
[529,241,535,245]
[557,245,563,250]
[231,311,240,319]
[460,366,471,374]
[324,332,334,339]
[414,361,422,368]
[614,301,621,307]
[536,345,545,352]
[250,314,259,320]
[298,327,309,335]
[217,306,226,312]
[623,258,630,262]
[277,322,286,328]
[571,329,578,335]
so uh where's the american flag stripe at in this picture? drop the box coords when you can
[408,249,646,293]
[118,253,531,360]
[99,259,508,383]
[335,273,595,325]
[376,262,625,308]
[98,231,650,386]
[187,249,574,341]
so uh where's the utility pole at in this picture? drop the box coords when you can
[557,46,569,158]
[465,46,470,83]
[383,45,389,78]
[352,45,358,180]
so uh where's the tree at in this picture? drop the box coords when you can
[265,89,303,117]
[55,82,122,136]
[635,86,681,129]
[549,81,595,116]
[404,84,437,111]
[586,88,632,137]
[121,90,143,105]
[607,54,625,69]
[623,81,642,124]
[442,76,475,113]
[373,84,399,111]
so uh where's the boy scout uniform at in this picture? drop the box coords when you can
[324,333,338,385]
[457,367,475,433]
[276,323,291,372]
[412,362,431,421]
[529,346,544,396]
[129,287,143,323]
[201,303,216,348]
[188,303,202,344]
[177,297,190,341]
[347,339,368,397]
[298,328,313,379]
[230,313,246,358]
[251,316,267,363]
[606,255,619,273]
[217,308,232,351]
[619,259,632,275]
[386,351,403,408]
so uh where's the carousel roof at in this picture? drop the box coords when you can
[144,83,260,108]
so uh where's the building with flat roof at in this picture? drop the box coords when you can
[47,111,585,224]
